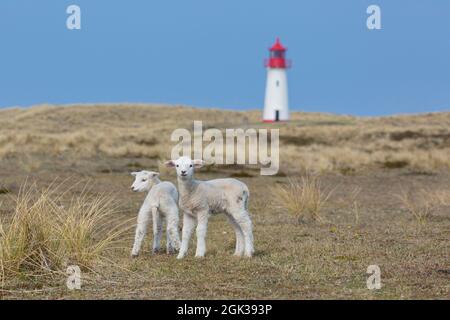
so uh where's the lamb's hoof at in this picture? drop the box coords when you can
[131,253,139,259]
[233,252,244,257]
[195,254,205,259]
[152,248,163,255]
[177,254,185,260]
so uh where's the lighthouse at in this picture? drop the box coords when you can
[263,38,291,122]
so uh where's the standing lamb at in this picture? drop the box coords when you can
[165,156,254,259]
[130,170,180,257]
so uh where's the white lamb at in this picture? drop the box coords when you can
[130,170,180,257]
[165,156,254,259]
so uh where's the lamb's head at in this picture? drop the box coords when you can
[130,171,160,192]
[165,156,204,180]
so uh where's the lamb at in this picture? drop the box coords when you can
[165,156,254,259]
[130,170,180,257]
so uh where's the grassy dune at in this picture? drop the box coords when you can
[0,104,449,299]
[0,104,449,173]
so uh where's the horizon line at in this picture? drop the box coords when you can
[0,102,449,118]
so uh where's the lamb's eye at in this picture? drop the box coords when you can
[176,165,179,168]
[190,164,193,167]
[142,179,147,182]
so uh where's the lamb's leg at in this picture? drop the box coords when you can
[177,213,195,259]
[240,212,254,257]
[152,207,163,254]
[131,203,152,257]
[195,211,209,258]
[232,210,254,258]
[226,214,245,257]
[166,229,172,254]
[166,207,180,253]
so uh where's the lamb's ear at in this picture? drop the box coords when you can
[165,160,176,168]
[151,172,160,177]
[193,159,205,168]
[131,172,138,176]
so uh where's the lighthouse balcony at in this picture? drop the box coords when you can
[264,58,292,69]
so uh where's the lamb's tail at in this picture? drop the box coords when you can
[243,188,249,210]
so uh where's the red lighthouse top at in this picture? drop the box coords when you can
[265,38,291,69]
[270,38,286,51]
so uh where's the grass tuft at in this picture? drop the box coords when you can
[0,182,132,287]
[396,189,432,227]
[396,187,450,228]
[271,175,333,223]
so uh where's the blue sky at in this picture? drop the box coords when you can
[0,0,449,115]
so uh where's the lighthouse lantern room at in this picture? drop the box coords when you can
[263,38,291,122]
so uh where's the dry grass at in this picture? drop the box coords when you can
[349,186,362,225]
[0,105,449,174]
[421,189,450,207]
[0,104,449,299]
[396,189,432,227]
[395,187,450,228]
[0,181,132,288]
[271,175,333,222]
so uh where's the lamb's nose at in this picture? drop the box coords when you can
[181,170,187,174]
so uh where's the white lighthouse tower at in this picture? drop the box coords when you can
[263,38,291,122]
